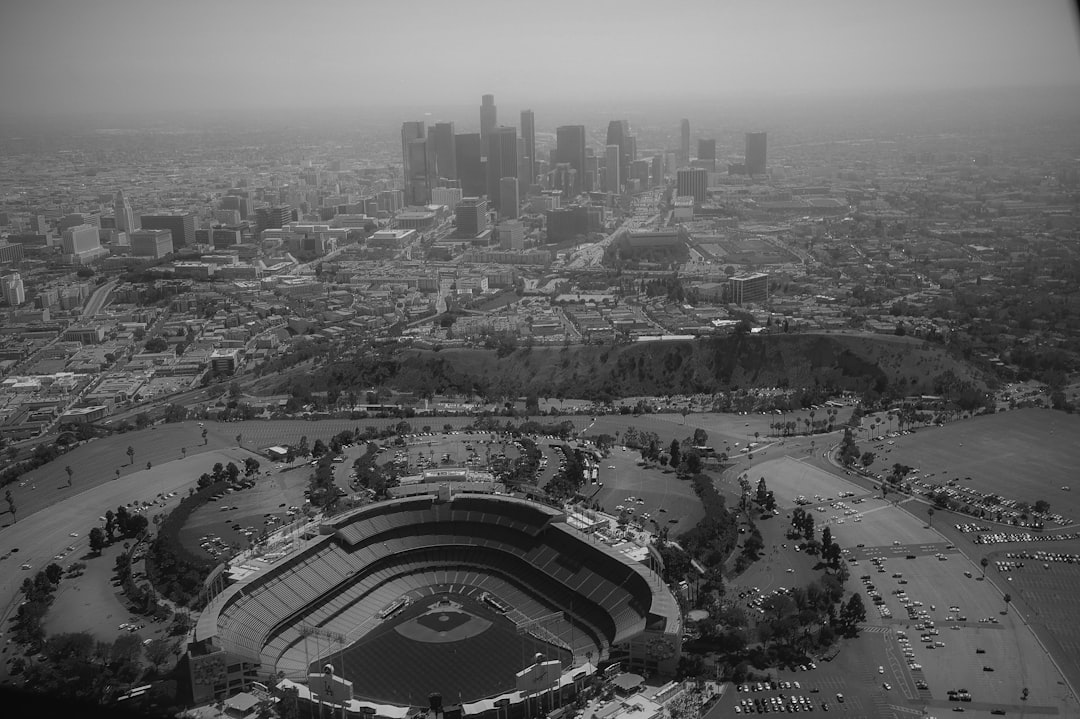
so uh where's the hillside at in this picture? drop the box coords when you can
[273,332,985,404]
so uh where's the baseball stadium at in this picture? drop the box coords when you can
[188,487,681,714]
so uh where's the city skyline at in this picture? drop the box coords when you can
[0,0,1078,120]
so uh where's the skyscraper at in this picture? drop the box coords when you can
[480,94,497,143]
[486,126,519,215]
[606,120,632,182]
[697,139,717,171]
[745,132,767,176]
[679,119,690,166]
[455,197,489,237]
[520,109,536,190]
[114,189,136,233]
[430,122,457,183]
[677,168,708,203]
[2,273,25,307]
[401,121,434,205]
[555,125,587,197]
[456,133,485,197]
[499,177,520,219]
[604,144,621,193]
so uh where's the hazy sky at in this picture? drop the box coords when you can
[1,0,1078,119]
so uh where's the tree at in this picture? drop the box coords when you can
[860,451,875,468]
[145,638,173,669]
[114,468,120,480]
[927,507,934,528]
[126,445,135,465]
[244,457,261,477]
[692,428,708,446]
[64,465,73,487]
[146,461,152,470]
[235,433,243,448]
[1003,593,1011,615]
[312,439,328,458]
[89,527,106,554]
[225,462,240,482]
[45,563,63,584]
[201,428,208,445]
[843,592,866,632]
[981,557,989,577]
[669,439,681,469]
[181,447,187,458]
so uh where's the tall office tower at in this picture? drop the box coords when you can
[401,121,435,205]
[499,177,520,219]
[480,94,497,142]
[604,144,621,193]
[679,118,691,165]
[745,132,767,176]
[140,211,196,247]
[486,126,518,214]
[606,120,632,182]
[517,138,532,195]
[676,168,708,203]
[697,139,717,171]
[555,125,587,197]
[2,273,25,306]
[430,122,457,183]
[631,159,651,189]
[652,155,664,187]
[455,197,489,237]
[255,206,292,236]
[520,109,536,189]
[456,133,485,197]
[114,189,136,233]
[62,224,101,255]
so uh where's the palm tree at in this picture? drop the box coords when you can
[202,428,208,445]
[927,507,934,528]
[115,468,121,480]
[181,447,187,458]
[65,465,73,487]
[980,557,989,577]
[1003,593,1011,615]
[236,433,243,448]
[126,445,135,465]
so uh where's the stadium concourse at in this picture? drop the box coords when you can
[189,486,682,715]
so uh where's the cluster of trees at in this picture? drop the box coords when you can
[679,474,739,577]
[754,477,778,515]
[544,445,585,501]
[89,506,150,553]
[819,527,843,570]
[788,508,816,543]
[146,480,231,607]
[768,407,842,436]
[195,458,259,490]
[12,563,64,650]
[351,443,392,498]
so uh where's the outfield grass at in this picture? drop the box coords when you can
[871,408,1080,521]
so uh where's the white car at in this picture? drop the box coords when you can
[69,532,79,537]
[878,666,884,674]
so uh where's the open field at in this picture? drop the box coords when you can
[870,408,1080,521]
[588,447,705,534]
[743,457,868,510]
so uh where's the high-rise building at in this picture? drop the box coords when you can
[2,273,25,307]
[486,126,518,214]
[499,177,520,219]
[140,211,196,247]
[401,121,434,205]
[455,197,489,237]
[697,139,717,171]
[745,132,767,176]
[114,190,136,233]
[62,224,101,256]
[455,133,485,197]
[604,144,621,193]
[480,94,497,142]
[676,168,708,203]
[651,155,664,187]
[130,228,174,259]
[730,272,769,305]
[520,109,536,190]
[679,119,691,166]
[631,159,651,189]
[606,120,632,182]
[430,122,457,183]
[555,125,587,197]
[255,206,292,236]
